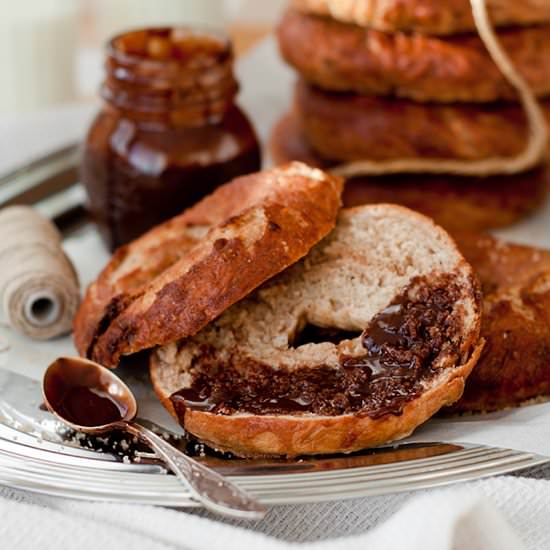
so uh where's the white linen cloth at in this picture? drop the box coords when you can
[3,474,550,550]
[2,37,550,550]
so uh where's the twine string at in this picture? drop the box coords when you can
[332,0,547,178]
[0,206,80,341]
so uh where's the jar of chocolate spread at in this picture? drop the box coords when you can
[82,27,261,250]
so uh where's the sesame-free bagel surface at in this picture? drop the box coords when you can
[150,205,483,457]
[295,81,550,163]
[74,163,343,368]
[279,8,550,103]
[269,112,550,233]
[448,233,550,414]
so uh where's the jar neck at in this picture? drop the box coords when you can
[102,28,239,129]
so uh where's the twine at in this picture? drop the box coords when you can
[0,206,80,340]
[332,0,548,178]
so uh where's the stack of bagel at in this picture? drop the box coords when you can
[272,0,550,232]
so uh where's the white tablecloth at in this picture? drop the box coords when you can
[4,474,550,549]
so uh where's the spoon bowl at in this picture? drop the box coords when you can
[42,356,266,520]
[43,357,137,432]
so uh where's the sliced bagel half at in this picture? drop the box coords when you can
[150,204,483,457]
[74,162,343,368]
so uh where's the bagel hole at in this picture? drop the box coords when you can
[292,323,361,347]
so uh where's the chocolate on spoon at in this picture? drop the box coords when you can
[42,356,265,520]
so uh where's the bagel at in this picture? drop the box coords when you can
[292,0,550,35]
[295,80,550,163]
[270,112,550,232]
[278,8,550,103]
[150,205,483,457]
[73,163,343,368]
[448,233,550,414]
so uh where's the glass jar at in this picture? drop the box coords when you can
[82,27,261,250]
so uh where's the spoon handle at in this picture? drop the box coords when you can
[125,422,266,520]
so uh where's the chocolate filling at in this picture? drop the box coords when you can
[292,324,362,347]
[170,275,464,420]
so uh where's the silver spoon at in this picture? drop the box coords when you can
[42,356,266,520]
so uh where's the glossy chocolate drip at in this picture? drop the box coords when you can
[171,276,461,419]
[44,358,130,427]
[57,386,126,427]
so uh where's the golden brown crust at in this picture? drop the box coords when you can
[448,233,550,413]
[342,174,549,233]
[150,343,483,457]
[292,0,550,34]
[73,163,343,367]
[270,113,550,232]
[278,9,550,103]
[73,223,201,359]
[295,80,550,162]
[149,205,483,457]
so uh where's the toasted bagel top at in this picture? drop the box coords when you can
[74,162,343,367]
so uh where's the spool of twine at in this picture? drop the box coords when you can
[332,0,548,178]
[0,206,80,340]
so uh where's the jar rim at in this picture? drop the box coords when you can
[106,26,232,68]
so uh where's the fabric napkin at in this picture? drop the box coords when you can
[3,473,550,550]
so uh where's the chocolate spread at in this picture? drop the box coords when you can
[44,357,130,427]
[82,28,261,251]
[170,275,463,420]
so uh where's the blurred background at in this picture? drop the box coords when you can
[0,0,287,115]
